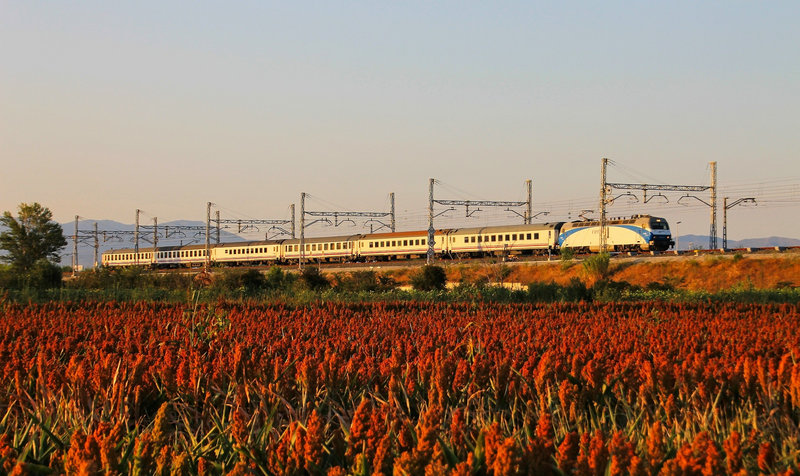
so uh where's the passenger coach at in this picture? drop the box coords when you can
[448,223,561,257]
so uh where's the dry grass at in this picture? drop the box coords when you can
[392,254,800,292]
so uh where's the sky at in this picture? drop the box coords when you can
[2,1,799,243]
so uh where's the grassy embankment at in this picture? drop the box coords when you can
[3,253,799,304]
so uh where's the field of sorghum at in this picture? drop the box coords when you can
[1,300,799,475]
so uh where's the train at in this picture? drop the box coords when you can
[101,214,673,268]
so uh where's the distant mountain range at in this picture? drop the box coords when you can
[676,234,800,250]
[52,221,800,268]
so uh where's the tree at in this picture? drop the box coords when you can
[0,203,67,271]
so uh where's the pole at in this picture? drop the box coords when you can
[135,209,140,266]
[93,222,98,268]
[709,161,717,249]
[675,221,681,252]
[73,215,78,276]
[525,179,532,224]
[427,178,435,264]
[723,196,728,250]
[215,210,220,244]
[300,193,306,269]
[290,204,296,238]
[153,217,158,267]
[205,202,211,270]
[390,192,396,232]
[600,158,608,253]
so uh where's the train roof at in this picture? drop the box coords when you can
[103,243,213,254]
[451,223,563,234]
[216,239,285,248]
[364,229,449,239]
[281,234,363,245]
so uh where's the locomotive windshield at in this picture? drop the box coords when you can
[649,218,669,230]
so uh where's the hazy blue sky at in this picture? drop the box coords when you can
[2,1,799,241]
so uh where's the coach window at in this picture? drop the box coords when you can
[527,233,532,240]
[491,235,496,242]
[478,236,482,243]
[505,234,510,241]
[534,233,540,240]
[498,235,503,242]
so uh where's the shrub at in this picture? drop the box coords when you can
[27,259,63,289]
[238,269,267,294]
[0,259,62,289]
[582,252,610,280]
[334,270,395,293]
[265,266,292,291]
[213,269,267,296]
[410,265,447,291]
[298,266,330,290]
[528,278,591,303]
[561,277,591,302]
[592,279,638,302]
[560,247,575,270]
